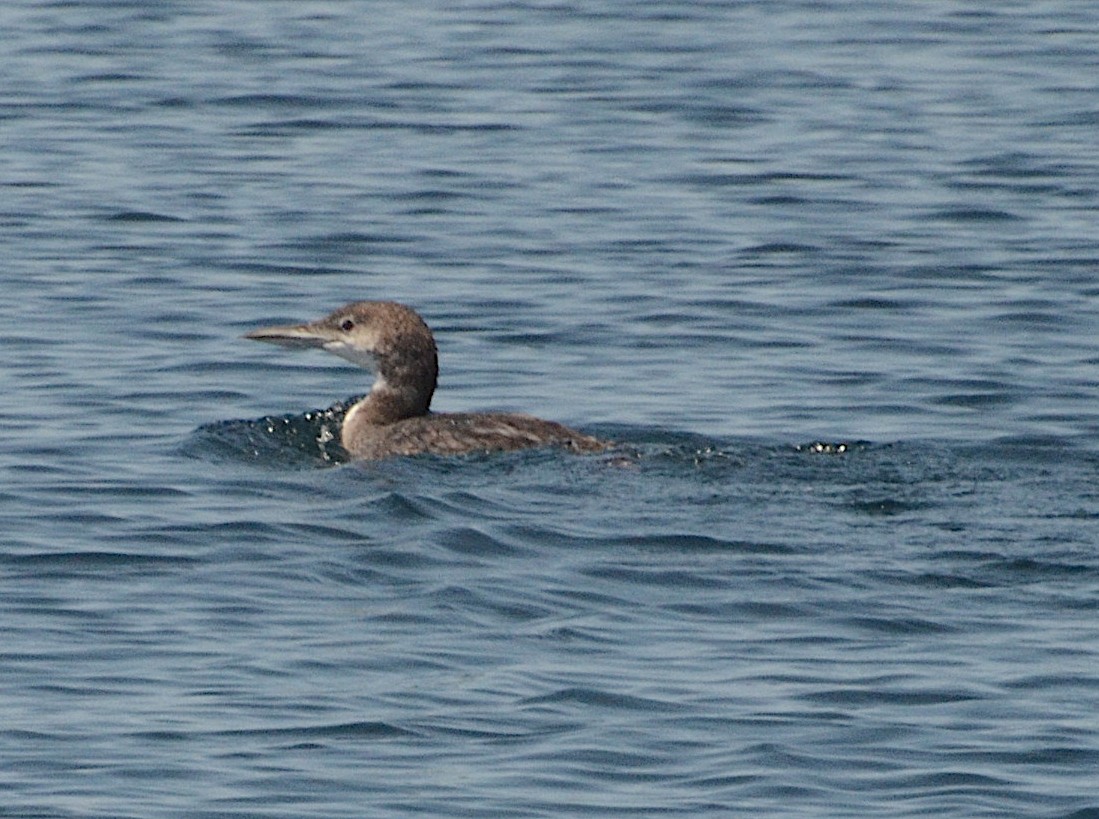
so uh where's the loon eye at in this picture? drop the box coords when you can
[340,318,355,332]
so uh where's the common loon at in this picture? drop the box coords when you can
[244,301,608,459]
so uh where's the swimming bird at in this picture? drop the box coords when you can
[244,301,608,459]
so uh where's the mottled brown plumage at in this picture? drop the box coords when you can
[245,301,607,459]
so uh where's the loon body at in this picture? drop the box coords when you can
[245,301,607,459]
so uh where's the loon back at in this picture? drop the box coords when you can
[341,409,606,459]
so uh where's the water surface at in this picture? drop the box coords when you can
[3,2,1099,817]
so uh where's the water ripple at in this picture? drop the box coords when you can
[5,1,1099,816]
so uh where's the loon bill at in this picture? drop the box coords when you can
[244,301,608,459]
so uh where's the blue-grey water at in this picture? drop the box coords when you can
[3,2,1099,816]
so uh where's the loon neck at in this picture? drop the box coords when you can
[341,380,432,452]
[351,382,430,426]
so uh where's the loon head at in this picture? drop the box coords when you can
[245,301,439,419]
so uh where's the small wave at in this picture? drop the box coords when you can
[214,720,416,740]
[521,686,686,713]
[102,210,186,223]
[1,550,197,569]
